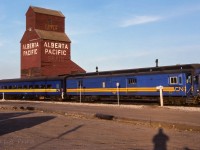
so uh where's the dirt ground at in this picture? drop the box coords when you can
[0,101,200,150]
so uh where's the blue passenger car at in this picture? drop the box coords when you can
[0,76,65,100]
[66,64,200,104]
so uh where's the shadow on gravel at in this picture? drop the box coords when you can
[152,128,192,150]
[0,112,32,121]
[57,124,84,138]
[152,128,169,150]
[28,124,84,150]
[0,114,55,136]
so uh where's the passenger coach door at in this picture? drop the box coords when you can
[77,80,83,102]
[78,80,83,89]
[77,80,83,94]
[186,74,192,97]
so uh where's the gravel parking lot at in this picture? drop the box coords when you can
[0,100,200,150]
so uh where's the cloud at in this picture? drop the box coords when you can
[120,15,162,27]
[118,4,200,28]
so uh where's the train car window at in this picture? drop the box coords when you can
[193,76,198,82]
[13,85,17,89]
[170,77,178,84]
[34,85,39,89]
[40,85,46,89]
[8,86,12,89]
[23,85,27,89]
[18,86,22,89]
[29,85,33,89]
[102,82,106,88]
[128,78,137,84]
[3,86,7,89]
[47,84,52,89]
[56,84,60,89]
[187,75,192,83]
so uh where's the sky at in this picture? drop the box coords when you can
[0,0,200,79]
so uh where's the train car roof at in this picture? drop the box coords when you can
[67,63,200,78]
[0,64,199,81]
[0,76,65,83]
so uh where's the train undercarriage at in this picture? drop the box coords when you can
[65,95,200,106]
[0,92,199,106]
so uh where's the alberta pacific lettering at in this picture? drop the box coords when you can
[22,42,38,56]
[22,42,68,56]
[44,42,68,56]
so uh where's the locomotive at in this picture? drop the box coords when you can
[0,64,200,105]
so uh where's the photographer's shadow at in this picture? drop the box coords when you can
[152,128,169,150]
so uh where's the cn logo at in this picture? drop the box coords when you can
[174,87,185,92]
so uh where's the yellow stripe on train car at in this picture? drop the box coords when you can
[66,87,176,93]
[0,89,58,93]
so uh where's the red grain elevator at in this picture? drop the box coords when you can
[20,6,85,78]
